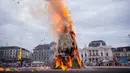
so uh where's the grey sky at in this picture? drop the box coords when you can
[0,0,130,51]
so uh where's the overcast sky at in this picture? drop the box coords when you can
[0,0,130,51]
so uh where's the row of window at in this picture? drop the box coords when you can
[81,53,87,58]
[88,58,98,62]
[4,49,17,53]
[115,53,130,56]
[33,53,48,57]
[89,52,99,56]
[89,50,99,56]
[89,50,98,53]
[4,54,28,58]
[81,52,108,58]
[4,55,16,58]
[4,52,16,56]
[34,49,50,53]
[34,57,49,60]
[4,50,27,54]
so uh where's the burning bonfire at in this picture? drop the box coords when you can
[47,0,83,70]
[54,27,83,70]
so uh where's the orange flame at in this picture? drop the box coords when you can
[0,67,3,71]
[48,0,83,70]
[68,55,72,68]
[48,0,73,37]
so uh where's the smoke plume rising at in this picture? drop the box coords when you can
[47,0,73,38]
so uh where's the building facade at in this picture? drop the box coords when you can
[79,40,113,64]
[0,46,32,63]
[32,42,56,66]
[112,46,130,61]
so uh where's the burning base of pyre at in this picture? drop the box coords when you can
[54,27,83,70]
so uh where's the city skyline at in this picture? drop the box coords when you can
[0,0,130,51]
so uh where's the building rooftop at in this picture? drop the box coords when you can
[0,46,30,52]
[34,44,50,50]
[116,46,130,52]
[88,40,106,47]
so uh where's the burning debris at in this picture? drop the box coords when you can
[0,67,3,71]
[47,0,83,70]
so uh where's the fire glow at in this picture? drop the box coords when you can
[47,0,83,70]
[0,67,3,71]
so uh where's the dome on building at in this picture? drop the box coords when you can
[34,44,50,50]
[88,40,106,47]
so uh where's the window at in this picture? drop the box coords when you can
[106,53,108,56]
[101,52,103,56]
[10,50,12,52]
[93,52,95,56]
[85,53,87,57]
[96,50,98,55]
[81,54,83,58]
[89,58,91,62]
[92,58,94,61]
[96,58,98,62]
[96,52,98,56]
[13,53,15,56]
[90,53,92,56]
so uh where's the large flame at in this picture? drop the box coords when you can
[47,0,83,70]
[48,0,73,37]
